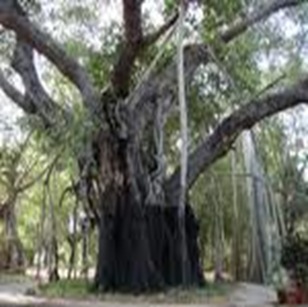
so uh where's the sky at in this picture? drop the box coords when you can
[0,89,23,145]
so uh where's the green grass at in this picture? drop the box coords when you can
[39,279,91,299]
[40,279,232,304]
[0,272,32,284]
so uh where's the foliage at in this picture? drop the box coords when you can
[271,267,289,290]
[281,234,308,284]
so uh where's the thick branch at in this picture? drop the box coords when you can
[0,71,35,114]
[220,0,304,43]
[11,40,64,125]
[0,0,99,112]
[111,0,143,96]
[123,0,143,45]
[166,76,308,203]
[111,0,178,97]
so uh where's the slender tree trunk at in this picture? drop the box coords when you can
[81,217,90,279]
[213,189,223,282]
[4,200,25,270]
[67,201,78,280]
[46,179,60,282]
[231,150,241,281]
[177,0,189,286]
[36,187,47,280]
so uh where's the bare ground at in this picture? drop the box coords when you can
[0,279,277,307]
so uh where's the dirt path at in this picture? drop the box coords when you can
[0,280,40,306]
[0,281,277,306]
[227,283,277,306]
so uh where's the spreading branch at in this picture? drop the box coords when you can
[133,0,307,130]
[166,75,308,203]
[17,153,61,193]
[0,0,99,113]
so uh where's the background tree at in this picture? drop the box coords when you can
[0,133,47,269]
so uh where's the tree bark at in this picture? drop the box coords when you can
[93,122,204,291]
[95,190,204,292]
[3,201,25,269]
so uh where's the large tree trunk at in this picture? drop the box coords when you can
[93,121,204,292]
[95,190,204,292]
